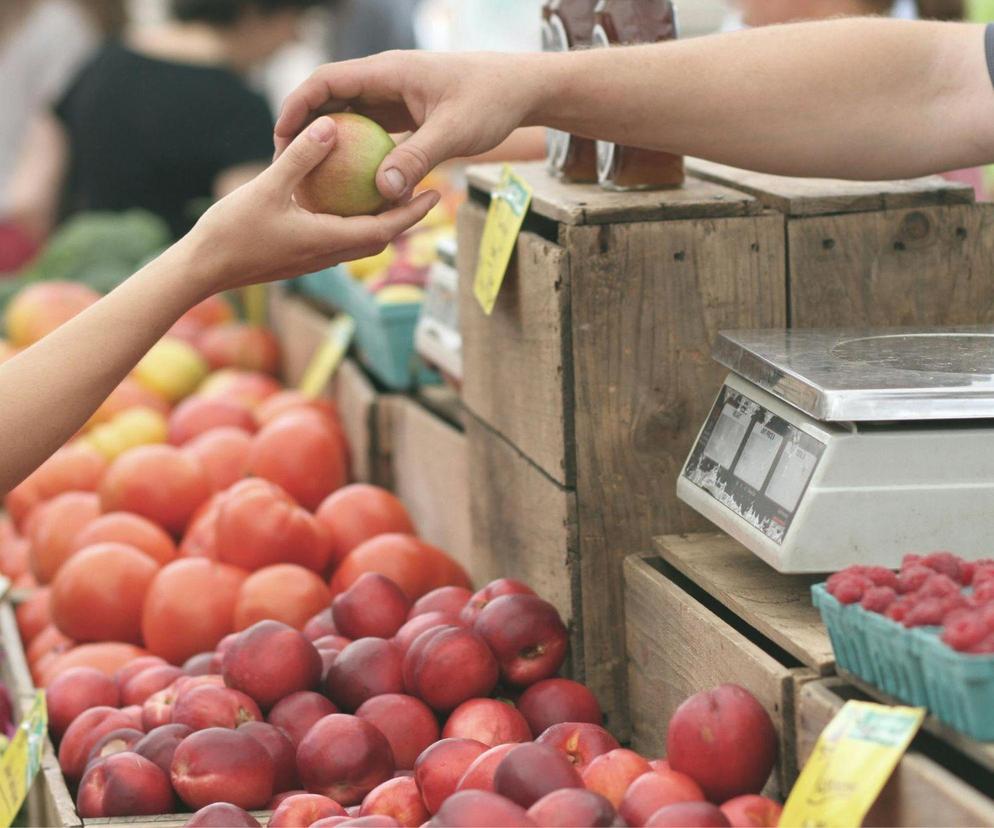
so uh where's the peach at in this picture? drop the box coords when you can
[46,666,119,737]
[359,776,429,826]
[268,790,309,809]
[460,579,535,626]
[183,652,214,675]
[59,706,137,781]
[142,686,179,731]
[297,714,395,805]
[121,704,143,730]
[168,396,255,445]
[392,612,459,654]
[720,795,783,827]
[413,738,488,814]
[121,664,184,706]
[619,770,707,828]
[473,595,567,688]
[184,802,261,826]
[239,721,298,793]
[314,634,353,652]
[333,818,399,827]
[355,694,439,770]
[116,655,169,689]
[210,631,239,673]
[404,626,498,712]
[268,691,339,747]
[222,620,322,709]
[430,790,535,827]
[171,727,275,810]
[535,722,621,772]
[132,723,192,775]
[442,699,531,748]
[333,573,410,640]
[526,788,617,827]
[269,793,346,827]
[493,742,582,808]
[171,684,262,730]
[517,678,602,735]
[304,608,338,641]
[409,586,472,619]
[325,638,405,712]
[77,751,174,818]
[85,728,145,769]
[582,748,652,808]
[456,743,516,792]
[645,802,731,827]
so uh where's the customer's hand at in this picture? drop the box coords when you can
[185,115,440,296]
[274,51,541,202]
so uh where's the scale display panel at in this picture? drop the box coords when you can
[683,386,825,545]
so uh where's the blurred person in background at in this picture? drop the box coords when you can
[0,0,124,271]
[326,0,418,60]
[6,0,319,244]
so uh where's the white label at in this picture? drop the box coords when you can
[766,440,818,513]
[735,423,783,491]
[703,403,750,469]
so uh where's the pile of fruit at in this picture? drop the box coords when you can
[827,551,994,653]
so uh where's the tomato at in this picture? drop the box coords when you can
[27,491,101,583]
[15,588,51,646]
[167,396,255,446]
[39,642,149,687]
[253,391,340,428]
[27,624,74,666]
[175,294,235,331]
[198,369,281,409]
[71,512,177,567]
[5,281,99,347]
[233,563,331,630]
[5,443,107,529]
[86,377,170,430]
[183,427,252,492]
[179,494,222,558]
[315,484,415,571]
[0,535,29,579]
[197,323,281,376]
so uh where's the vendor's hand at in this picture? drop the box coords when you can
[184,116,440,297]
[274,51,540,202]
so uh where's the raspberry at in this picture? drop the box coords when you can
[901,553,922,570]
[968,633,994,655]
[903,597,945,627]
[827,566,869,591]
[973,580,994,605]
[939,592,969,621]
[943,611,988,652]
[829,575,872,604]
[860,586,897,614]
[972,563,994,586]
[897,565,933,594]
[977,602,994,629]
[921,551,965,582]
[961,561,976,586]
[916,573,960,599]
[864,567,899,590]
[885,598,912,623]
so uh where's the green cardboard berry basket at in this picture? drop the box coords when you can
[812,583,994,740]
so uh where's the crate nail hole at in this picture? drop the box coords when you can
[674,251,686,262]
[750,243,760,252]
[894,241,906,251]
[957,227,968,239]
[597,226,610,254]
[822,239,835,250]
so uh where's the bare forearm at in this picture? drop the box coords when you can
[533,19,994,179]
[0,240,206,492]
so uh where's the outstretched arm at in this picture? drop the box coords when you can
[0,117,438,494]
[275,18,994,198]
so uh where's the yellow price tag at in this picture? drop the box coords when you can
[298,315,356,399]
[473,165,533,315]
[242,285,268,327]
[780,700,924,828]
[0,692,47,828]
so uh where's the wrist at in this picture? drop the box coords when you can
[138,233,216,315]
[518,52,565,129]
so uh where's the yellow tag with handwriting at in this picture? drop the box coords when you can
[298,314,355,399]
[780,700,924,828]
[242,285,268,327]
[473,165,532,315]
[0,692,48,828]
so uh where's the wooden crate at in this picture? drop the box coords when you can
[624,534,836,795]
[797,679,994,827]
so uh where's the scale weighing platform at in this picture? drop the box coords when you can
[678,327,994,573]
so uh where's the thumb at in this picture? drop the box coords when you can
[266,116,337,197]
[376,117,459,200]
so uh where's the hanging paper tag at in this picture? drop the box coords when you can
[473,165,532,315]
[242,285,268,327]
[780,700,924,828]
[298,314,355,399]
[0,692,48,828]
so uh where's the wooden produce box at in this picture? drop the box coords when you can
[797,679,994,827]
[624,534,835,797]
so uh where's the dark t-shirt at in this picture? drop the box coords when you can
[55,41,274,238]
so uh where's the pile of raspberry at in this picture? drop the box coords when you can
[826,552,994,654]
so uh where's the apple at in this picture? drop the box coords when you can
[534,722,620,772]
[393,612,460,654]
[85,728,144,769]
[493,742,582,808]
[473,595,567,688]
[413,738,488,814]
[132,723,192,775]
[268,793,347,827]
[333,573,411,640]
[409,586,472,619]
[355,694,440,770]
[429,790,535,827]
[581,748,652,808]
[222,620,323,709]
[239,721,299,793]
[184,802,261,826]
[171,727,275,810]
[171,685,262,730]
[359,775,429,826]
[645,802,731,827]
[297,714,395,805]
[441,699,531,747]
[619,770,706,827]
[268,691,339,747]
[325,638,405,712]
[76,752,173,818]
[46,666,119,738]
[517,678,601,735]
[58,707,136,782]
[456,743,517,793]
[720,795,783,827]
[526,788,617,828]
[460,579,535,626]
[404,626,498,712]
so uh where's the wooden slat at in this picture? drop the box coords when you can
[381,397,473,577]
[465,414,581,677]
[789,204,994,328]
[654,533,834,674]
[623,554,805,796]
[330,359,379,484]
[268,285,328,387]
[458,201,574,485]
[687,158,974,217]
[567,213,787,733]
[466,162,761,226]
[797,679,994,827]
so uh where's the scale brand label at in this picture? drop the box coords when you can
[683,385,825,544]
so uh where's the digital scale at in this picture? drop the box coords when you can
[414,236,461,384]
[678,327,994,573]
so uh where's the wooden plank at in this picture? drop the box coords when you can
[330,359,378,484]
[797,679,994,827]
[457,201,574,485]
[464,414,582,678]
[654,533,834,674]
[687,158,973,217]
[789,204,994,328]
[623,554,803,796]
[383,397,473,577]
[268,285,329,387]
[466,162,761,226]
[567,213,787,734]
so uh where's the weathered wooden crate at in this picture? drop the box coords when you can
[623,534,835,796]
[797,679,994,827]
[458,160,994,733]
